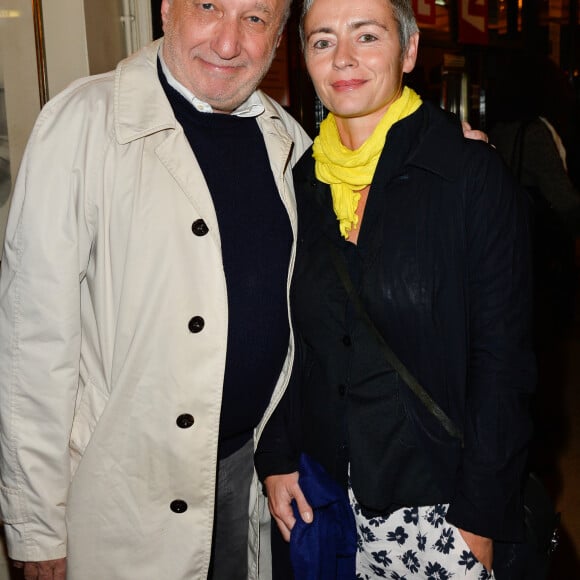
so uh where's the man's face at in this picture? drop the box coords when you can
[161,0,286,113]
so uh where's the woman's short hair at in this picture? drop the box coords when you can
[299,0,419,56]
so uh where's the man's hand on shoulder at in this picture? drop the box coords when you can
[13,557,66,580]
[461,121,490,144]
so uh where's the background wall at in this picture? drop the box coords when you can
[0,0,40,245]
[0,0,151,246]
[84,0,125,76]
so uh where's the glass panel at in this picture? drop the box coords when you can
[0,1,44,245]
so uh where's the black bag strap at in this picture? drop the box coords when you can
[326,240,464,444]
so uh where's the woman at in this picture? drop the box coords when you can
[256,0,536,577]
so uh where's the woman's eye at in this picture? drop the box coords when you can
[360,33,378,42]
[201,3,214,10]
[312,39,331,49]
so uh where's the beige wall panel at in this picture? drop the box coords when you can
[43,0,90,97]
[85,0,125,75]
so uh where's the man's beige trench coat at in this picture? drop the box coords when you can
[0,39,311,579]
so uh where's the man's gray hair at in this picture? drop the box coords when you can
[279,0,293,34]
[299,0,419,55]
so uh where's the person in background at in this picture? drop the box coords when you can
[486,49,580,552]
[0,0,311,578]
[256,0,536,578]
[486,48,580,237]
[486,49,580,340]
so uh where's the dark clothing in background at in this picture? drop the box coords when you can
[490,118,579,342]
[489,118,580,237]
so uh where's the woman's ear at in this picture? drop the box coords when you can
[402,32,420,74]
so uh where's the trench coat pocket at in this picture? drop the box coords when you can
[69,378,108,467]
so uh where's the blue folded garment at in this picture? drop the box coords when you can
[290,454,357,579]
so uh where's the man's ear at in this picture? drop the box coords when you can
[160,0,171,30]
[276,31,285,49]
[402,32,420,74]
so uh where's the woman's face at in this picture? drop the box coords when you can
[303,0,418,126]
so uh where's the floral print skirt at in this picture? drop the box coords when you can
[349,487,495,579]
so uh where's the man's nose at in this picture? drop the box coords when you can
[211,18,242,60]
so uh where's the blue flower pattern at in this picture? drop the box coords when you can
[458,549,478,571]
[417,532,427,552]
[351,495,495,580]
[433,527,455,554]
[403,507,419,525]
[426,504,447,529]
[369,563,388,577]
[371,550,392,567]
[386,526,409,545]
[401,549,420,573]
[425,561,451,579]
[359,524,378,543]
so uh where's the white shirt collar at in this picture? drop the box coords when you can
[158,47,264,118]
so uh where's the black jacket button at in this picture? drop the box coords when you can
[342,335,352,346]
[170,499,188,513]
[176,414,195,429]
[188,316,205,333]
[192,219,209,236]
[338,384,346,396]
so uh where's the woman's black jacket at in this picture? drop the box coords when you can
[256,101,537,542]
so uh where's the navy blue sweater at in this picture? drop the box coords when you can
[160,67,292,458]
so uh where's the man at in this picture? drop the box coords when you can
[0,0,311,578]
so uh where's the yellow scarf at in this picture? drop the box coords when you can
[313,86,422,239]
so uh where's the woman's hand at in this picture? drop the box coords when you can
[458,528,493,572]
[264,472,313,542]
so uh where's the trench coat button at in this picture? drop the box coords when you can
[338,384,346,396]
[170,499,188,513]
[192,219,209,236]
[342,335,352,346]
[188,316,205,333]
[176,414,195,429]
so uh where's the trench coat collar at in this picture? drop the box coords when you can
[114,39,177,144]
[111,38,296,248]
